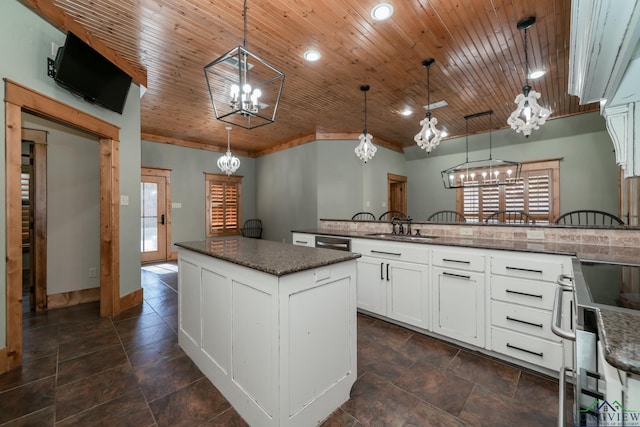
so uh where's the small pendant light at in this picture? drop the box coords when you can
[354,85,377,163]
[217,126,240,175]
[414,58,443,153]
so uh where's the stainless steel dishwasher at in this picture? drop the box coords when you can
[315,236,351,251]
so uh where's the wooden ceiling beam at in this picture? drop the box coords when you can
[17,0,147,87]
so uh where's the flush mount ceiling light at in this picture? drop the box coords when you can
[354,85,377,163]
[442,110,521,189]
[303,50,321,61]
[204,0,285,130]
[507,16,551,137]
[371,3,394,21]
[217,126,241,175]
[414,58,443,154]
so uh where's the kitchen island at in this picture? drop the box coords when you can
[175,237,360,427]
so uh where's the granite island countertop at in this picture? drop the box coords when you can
[175,236,360,277]
[293,228,640,374]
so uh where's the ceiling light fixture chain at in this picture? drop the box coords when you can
[203,0,285,130]
[507,16,550,138]
[414,58,443,153]
[442,110,521,189]
[355,85,377,163]
[217,126,241,175]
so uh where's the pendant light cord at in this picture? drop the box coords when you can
[427,64,431,116]
[524,27,529,87]
[464,117,469,163]
[363,89,368,133]
[243,0,248,49]
[489,111,493,160]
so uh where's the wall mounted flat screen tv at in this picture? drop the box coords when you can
[53,32,132,114]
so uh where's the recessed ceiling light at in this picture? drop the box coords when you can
[303,50,321,62]
[401,108,412,116]
[371,3,394,21]
[529,70,546,79]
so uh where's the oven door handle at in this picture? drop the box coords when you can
[551,284,576,341]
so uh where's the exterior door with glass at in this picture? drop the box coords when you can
[141,168,170,263]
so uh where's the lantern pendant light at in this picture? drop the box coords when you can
[507,16,551,137]
[414,58,443,152]
[354,85,377,163]
[217,126,241,175]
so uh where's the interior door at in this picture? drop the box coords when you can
[387,173,407,214]
[141,170,169,263]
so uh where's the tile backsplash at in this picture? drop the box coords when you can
[319,220,640,248]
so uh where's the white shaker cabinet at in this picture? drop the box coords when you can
[431,248,486,347]
[291,232,315,247]
[351,239,430,330]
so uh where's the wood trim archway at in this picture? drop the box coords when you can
[3,79,120,372]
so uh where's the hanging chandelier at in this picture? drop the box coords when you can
[355,85,377,163]
[442,111,521,189]
[414,58,443,153]
[507,16,550,137]
[204,0,285,129]
[217,126,241,175]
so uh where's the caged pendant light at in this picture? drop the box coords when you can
[217,126,241,176]
[507,16,551,137]
[441,111,521,189]
[354,85,377,163]
[204,0,285,130]
[414,58,443,153]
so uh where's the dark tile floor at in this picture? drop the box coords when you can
[0,263,570,426]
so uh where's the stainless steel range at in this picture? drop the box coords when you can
[553,259,640,427]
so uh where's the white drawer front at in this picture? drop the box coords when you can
[351,238,430,264]
[491,327,564,372]
[432,248,486,272]
[490,275,557,311]
[291,233,315,247]
[490,255,567,282]
[490,300,559,342]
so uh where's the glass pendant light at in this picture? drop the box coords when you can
[217,126,240,175]
[354,85,377,163]
[414,58,443,153]
[507,16,551,137]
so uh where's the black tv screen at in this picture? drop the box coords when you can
[53,32,132,114]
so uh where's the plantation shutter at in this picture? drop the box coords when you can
[205,173,242,236]
[457,159,559,223]
[21,168,31,248]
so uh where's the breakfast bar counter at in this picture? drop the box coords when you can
[175,237,360,427]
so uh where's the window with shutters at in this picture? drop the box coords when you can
[456,159,560,223]
[205,173,242,236]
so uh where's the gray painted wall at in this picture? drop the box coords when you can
[24,114,101,295]
[405,113,619,219]
[256,142,319,242]
[140,140,256,246]
[1,1,142,347]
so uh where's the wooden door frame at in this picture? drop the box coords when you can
[3,79,121,372]
[141,167,173,262]
[387,173,407,215]
[21,128,47,312]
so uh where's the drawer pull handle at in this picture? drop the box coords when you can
[442,258,470,265]
[505,289,543,299]
[442,272,471,280]
[506,316,543,328]
[380,262,384,280]
[505,266,543,274]
[371,250,402,256]
[506,343,543,357]
[386,263,390,281]
[295,240,308,244]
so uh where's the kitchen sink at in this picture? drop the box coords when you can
[365,233,439,241]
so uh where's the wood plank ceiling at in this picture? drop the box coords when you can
[48,0,598,156]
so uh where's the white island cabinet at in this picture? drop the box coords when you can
[176,237,359,427]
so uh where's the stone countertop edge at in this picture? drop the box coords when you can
[291,229,640,263]
[597,309,640,375]
[294,228,640,375]
[175,237,360,277]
